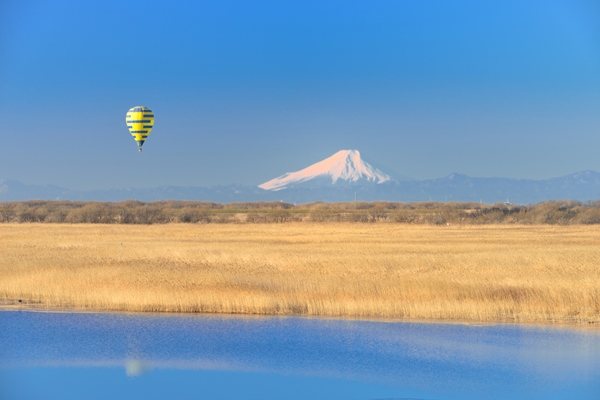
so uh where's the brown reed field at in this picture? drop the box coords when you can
[0,223,598,324]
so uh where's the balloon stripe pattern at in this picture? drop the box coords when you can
[126,106,154,150]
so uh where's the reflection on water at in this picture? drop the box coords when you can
[124,359,152,377]
[0,310,599,399]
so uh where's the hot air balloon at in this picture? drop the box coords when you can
[126,106,154,152]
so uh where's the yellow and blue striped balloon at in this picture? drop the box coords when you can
[126,106,154,152]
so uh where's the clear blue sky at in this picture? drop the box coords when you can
[1,0,599,189]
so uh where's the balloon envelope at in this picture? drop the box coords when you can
[126,106,154,150]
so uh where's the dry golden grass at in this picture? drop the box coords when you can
[0,223,598,324]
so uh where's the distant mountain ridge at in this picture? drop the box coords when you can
[2,170,600,204]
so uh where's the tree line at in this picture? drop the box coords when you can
[1,199,600,225]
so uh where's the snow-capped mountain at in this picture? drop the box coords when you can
[259,150,391,191]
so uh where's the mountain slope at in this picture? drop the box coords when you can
[259,150,391,191]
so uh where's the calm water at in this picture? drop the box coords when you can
[0,310,599,400]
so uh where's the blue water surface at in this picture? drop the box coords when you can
[0,311,599,399]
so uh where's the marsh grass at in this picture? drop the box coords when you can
[0,224,598,323]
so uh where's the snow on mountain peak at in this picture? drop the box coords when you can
[259,150,391,191]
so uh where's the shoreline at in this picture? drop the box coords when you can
[2,301,598,330]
